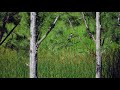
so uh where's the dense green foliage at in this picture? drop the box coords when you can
[0,12,120,78]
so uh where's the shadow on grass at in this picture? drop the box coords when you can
[104,47,120,78]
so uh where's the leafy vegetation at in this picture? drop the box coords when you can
[0,12,120,78]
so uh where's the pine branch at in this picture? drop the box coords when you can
[36,15,59,48]
[82,12,96,42]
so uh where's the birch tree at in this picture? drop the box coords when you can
[96,12,102,78]
[30,12,59,78]
[30,12,38,78]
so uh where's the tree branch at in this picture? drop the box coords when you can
[0,12,9,41]
[68,18,73,29]
[0,21,20,45]
[82,12,96,42]
[36,15,59,48]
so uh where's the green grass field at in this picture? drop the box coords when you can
[1,45,119,78]
[0,47,96,78]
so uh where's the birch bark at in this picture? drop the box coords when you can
[96,12,102,78]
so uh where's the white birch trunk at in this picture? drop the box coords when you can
[96,12,102,78]
[30,12,38,78]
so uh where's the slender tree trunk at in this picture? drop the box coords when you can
[96,12,102,78]
[30,12,38,78]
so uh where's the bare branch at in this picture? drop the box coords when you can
[36,15,59,47]
[82,12,96,42]
[0,12,9,41]
[0,21,20,45]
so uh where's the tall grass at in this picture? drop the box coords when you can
[102,44,120,78]
[0,43,120,78]
[38,48,96,78]
[0,46,96,78]
[0,47,29,78]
